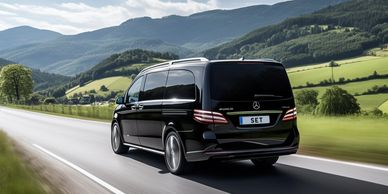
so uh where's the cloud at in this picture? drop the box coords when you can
[0,0,283,35]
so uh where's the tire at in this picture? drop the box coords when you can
[111,123,129,154]
[164,131,189,175]
[251,156,279,168]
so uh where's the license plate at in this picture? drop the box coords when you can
[239,116,270,125]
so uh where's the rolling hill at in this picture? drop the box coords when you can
[0,0,345,75]
[288,49,388,112]
[204,0,388,68]
[0,26,62,51]
[64,49,177,97]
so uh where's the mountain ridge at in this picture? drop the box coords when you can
[0,0,345,75]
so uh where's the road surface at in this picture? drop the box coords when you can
[1,107,388,194]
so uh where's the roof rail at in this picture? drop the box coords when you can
[140,57,209,72]
[141,62,169,72]
[170,57,209,65]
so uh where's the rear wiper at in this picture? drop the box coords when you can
[254,94,283,98]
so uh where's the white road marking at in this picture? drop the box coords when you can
[33,144,126,194]
[294,154,388,172]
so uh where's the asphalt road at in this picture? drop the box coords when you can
[1,107,388,194]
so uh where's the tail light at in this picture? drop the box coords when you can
[283,108,297,121]
[193,109,228,124]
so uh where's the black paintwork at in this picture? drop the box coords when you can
[112,59,299,162]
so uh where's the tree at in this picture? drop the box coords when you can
[316,86,360,115]
[52,87,66,98]
[100,85,109,92]
[27,93,44,105]
[295,89,319,113]
[295,89,319,106]
[0,64,33,102]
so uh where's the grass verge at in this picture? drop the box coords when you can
[3,104,113,122]
[0,131,47,194]
[298,115,388,166]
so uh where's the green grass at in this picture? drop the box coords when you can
[379,100,388,114]
[287,56,378,73]
[0,131,46,194]
[288,55,388,86]
[6,104,115,121]
[294,82,388,111]
[66,76,131,97]
[294,79,388,96]
[356,94,388,111]
[298,115,388,165]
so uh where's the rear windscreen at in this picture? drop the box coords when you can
[209,62,293,101]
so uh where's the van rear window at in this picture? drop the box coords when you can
[209,62,292,101]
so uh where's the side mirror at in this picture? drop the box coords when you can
[116,96,125,105]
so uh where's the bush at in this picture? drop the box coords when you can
[43,97,56,104]
[295,89,319,106]
[100,85,109,92]
[316,86,360,115]
[370,108,383,116]
[27,93,44,105]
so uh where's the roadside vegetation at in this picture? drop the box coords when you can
[6,104,115,121]
[298,115,388,165]
[0,131,47,194]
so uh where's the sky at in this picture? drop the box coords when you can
[0,0,288,35]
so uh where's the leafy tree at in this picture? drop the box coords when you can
[295,89,319,113]
[100,85,109,92]
[27,93,44,105]
[52,87,66,98]
[329,61,339,67]
[316,86,360,115]
[295,89,319,106]
[43,97,56,104]
[0,64,33,102]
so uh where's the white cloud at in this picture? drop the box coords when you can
[0,0,282,35]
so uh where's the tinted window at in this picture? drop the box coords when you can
[140,71,168,101]
[209,62,292,101]
[127,76,143,103]
[165,70,195,100]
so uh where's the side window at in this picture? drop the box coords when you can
[140,71,168,101]
[165,70,195,100]
[127,76,143,103]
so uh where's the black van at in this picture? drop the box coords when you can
[111,58,299,174]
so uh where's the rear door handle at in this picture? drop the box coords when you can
[138,104,144,110]
[131,105,137,110]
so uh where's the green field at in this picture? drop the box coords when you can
[294,79,388,96]
[298,115,388,165]
[356,94,388,111]
[66,76,131,97]
[379,100,388,114]
[0,131,47,194]
[287,56,378,73]
[288,53,388,111]
[293,79,388,111]
[288,56,388,87]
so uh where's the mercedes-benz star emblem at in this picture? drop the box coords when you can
[252,101,260,110]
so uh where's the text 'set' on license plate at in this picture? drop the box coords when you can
[239,115,270,125]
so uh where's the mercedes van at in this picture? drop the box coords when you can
[111,58,299,174]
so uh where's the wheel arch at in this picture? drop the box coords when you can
[162,122,186,154]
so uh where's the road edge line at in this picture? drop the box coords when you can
[295,154,388,172]
[32,144,126,194]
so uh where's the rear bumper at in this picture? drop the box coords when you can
[185,145,298,162]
